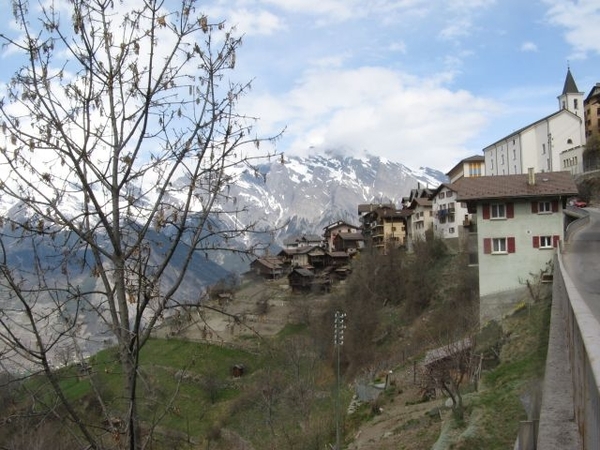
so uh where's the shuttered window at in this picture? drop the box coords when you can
[483,237,515,254]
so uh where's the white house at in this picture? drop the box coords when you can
[406,197,433,247]
[432,183,471,243]
[484,69,585,176]
[454,170,578,322]
[323,220,360,253]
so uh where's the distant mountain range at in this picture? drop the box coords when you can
[2,151,447,278]
[228,151,446,249]
[0,151,446,367]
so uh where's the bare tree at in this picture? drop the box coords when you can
[0,1,280,448]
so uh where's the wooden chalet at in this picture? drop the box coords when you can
[282,234,323,249]
[287,268,315,292]
[249,257,285,279]
[333,232,365,254]
[278,246,326,270]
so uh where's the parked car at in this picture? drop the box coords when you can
[569,197,587,208]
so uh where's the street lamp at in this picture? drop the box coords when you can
[334,310,346,450]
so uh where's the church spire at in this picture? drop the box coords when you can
[562,66,579,95]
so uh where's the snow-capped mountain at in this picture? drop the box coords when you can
[228,151,446,245]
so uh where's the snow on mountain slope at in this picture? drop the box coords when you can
[225,151,446,242]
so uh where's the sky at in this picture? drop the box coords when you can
[1,0,600,174]
[201,0,600,173]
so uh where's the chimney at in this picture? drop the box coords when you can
[527,168,535,186]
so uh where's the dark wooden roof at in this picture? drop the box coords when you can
[337,232,364,241]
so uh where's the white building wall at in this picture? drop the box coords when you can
[548,113,585,170]
[485,111,584,175]
[432,187,469,240]
[477,200,564,297]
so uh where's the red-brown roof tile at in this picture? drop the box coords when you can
[453,171,578,201]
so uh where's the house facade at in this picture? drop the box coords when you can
[406,197,433,246]
[454,170,578,322]
[432,184,471,248]
[323,220,360,252]
[446,155,485,183]
[484,69,585,176]
[359,203,407,253]
[584,82,600,140]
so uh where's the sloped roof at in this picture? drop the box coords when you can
[358,203,396,214]
[585,83,600,103]
[483,109,581,150]
[279,245,320,256]
[562,68,580,95]
[283,234,323,246]
[446,155,484,177]
[453,171,578,201]
[336,232,364,241]
[323,220,359,231]
[251,257,283,270]
[289,268,314,278]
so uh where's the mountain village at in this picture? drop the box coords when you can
[250,68,597,325]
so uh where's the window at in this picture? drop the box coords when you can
[491,203,506,219]
[531,200,558,214]
[513,149,516,160]
[483,202,514,220]
[449,227,455,234]
[493,238,506,253]
[446,191,453,198]
[533,235,560,249]
[483,237,516,254]
[542,143,546,154]
[439,192,445,199]
[574,99,578,110]
[538,201,551,213]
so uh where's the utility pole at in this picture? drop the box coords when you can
[334,310,346,450]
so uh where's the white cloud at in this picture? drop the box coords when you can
[521,41,538,52]
[226,8,286,36]
[241,66,496,171]
[543,0,600,58]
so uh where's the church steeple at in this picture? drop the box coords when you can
[558,67,584,116]
[562,67,579,95]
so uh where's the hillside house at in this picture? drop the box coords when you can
[359,203,408,253]
[287,267,331,293]
[401,185,435,209]
[585,82,600,140]
[432,183,473,252]
[249,257,285,279]
[454,170,578,322]
[332,232,365,254]
[323,220,360,252]
[287,268,315,292]
[406,197,433,249]
[283,234,323,249]
[278,246,326,270]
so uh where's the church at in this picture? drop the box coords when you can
[483,68,586,176]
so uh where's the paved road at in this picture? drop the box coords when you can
[561,207,600,318]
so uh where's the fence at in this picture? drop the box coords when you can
[549,248,600,449]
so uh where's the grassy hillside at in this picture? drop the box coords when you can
[0,244,551,449]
